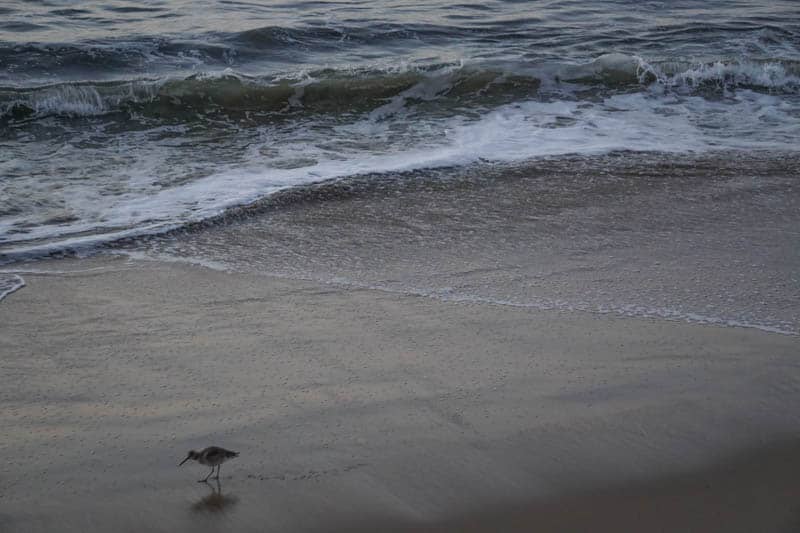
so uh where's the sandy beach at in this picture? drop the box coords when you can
[4,0,800,530]
[2,256,799,532]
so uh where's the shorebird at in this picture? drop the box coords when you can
[179,446,239,482]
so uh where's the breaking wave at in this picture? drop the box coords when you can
[3,55,798,122]
[557,53,800,89]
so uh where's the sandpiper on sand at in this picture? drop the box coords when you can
[180,446,239,482]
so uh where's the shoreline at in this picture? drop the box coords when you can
[2,256,799,532]
[4,255,797,337]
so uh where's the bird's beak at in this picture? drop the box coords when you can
[179,456,190,466]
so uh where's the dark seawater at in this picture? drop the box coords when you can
[1,1,799,332]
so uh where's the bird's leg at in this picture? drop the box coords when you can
[213,464,220,480]
[199,467,214,483]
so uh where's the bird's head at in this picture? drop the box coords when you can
[179,450,199,466]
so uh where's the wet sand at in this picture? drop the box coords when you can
[1,256,799,532]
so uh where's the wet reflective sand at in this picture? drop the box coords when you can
[1,256,799,532]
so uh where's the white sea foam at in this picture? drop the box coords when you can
[326,278,800,336]
[657,59,800,91]
[118,250,233,272]
[0,273,25,301]
[182,264,797,336]
[2,86,799,260]
[0,265,128,275]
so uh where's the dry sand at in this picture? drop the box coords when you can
[1,256,799,532]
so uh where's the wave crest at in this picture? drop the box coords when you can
[2,55,798,123]
[561,53,800,92]
[0,65,541,121]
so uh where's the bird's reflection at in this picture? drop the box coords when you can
[191,479,238,513]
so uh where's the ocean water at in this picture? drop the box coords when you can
[1,1,799,332]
